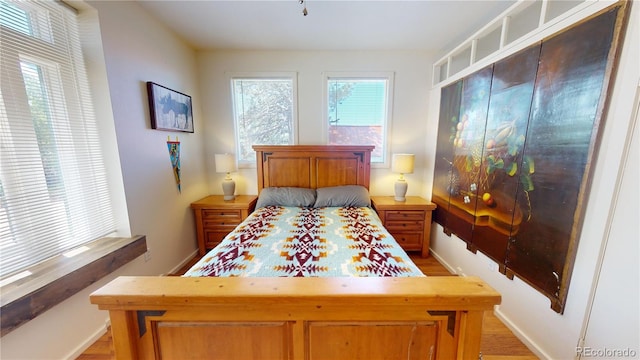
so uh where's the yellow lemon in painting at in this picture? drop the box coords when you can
[482,192,496,207]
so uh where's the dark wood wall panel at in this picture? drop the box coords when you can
[432,2,630,313]
[432,80,462,228]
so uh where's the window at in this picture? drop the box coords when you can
[324,72,394,164]
[231,73,298,164]
[0,0,116,279]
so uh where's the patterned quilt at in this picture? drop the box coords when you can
[184,206,425,277]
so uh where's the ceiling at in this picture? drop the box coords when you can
[135,0,516,52]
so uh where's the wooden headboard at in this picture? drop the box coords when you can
[253,145,374,192]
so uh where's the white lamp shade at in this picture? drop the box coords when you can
[392,154,415,174]
[215,154,237,173]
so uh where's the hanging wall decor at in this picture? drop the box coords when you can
[167,136,181,192]
[432,2,629,313]
[147,82,194,133]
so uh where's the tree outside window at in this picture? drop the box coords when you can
[231,76,297,164]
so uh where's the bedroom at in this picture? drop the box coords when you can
[0,0,637,359]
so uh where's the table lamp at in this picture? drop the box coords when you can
[215,153,237,200]
[392,153,415,201]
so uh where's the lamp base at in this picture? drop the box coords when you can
[394,180,408,202]
[393,180,409,201]
[222,179,236,201]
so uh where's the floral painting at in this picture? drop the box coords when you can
[432,3,628,313]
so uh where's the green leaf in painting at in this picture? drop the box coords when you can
[486,155,495,174]
[520,174,534,191]
[465,156,473,172]
[523,155,535,174]
[508,144,518,156]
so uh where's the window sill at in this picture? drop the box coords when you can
[0,235,147,337]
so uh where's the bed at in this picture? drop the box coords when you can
[90,145,501,360]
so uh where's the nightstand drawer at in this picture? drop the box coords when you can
[203,222,237,232]
[203,209,242,221]
[204,219,240,229]
[386,210,425,221]
[385,220,424,232]
[390,232,422,249]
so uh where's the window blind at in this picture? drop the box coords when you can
[326,76,391,163]
[0,0,116,278]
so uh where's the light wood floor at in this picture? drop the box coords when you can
[77,253,539,360]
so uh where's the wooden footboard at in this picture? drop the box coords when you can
[90,276,500,360]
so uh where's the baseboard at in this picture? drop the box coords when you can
[428,248,457,275]
[64,317,110,360]
[493,308,550,359]
[164,249,199,276]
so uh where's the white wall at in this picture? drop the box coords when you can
[93,0,209,277]
[428,3,640,359]
[197,50,436,198]
[0,1,210,359]
[581,80,638,358]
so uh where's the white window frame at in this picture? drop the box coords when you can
[229,72,299,167]
[321,71,394,167]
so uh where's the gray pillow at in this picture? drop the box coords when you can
[314,185,371,208]
[256,187,317,208]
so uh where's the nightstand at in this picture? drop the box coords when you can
[191,195,258,255]
[371,196,437,258]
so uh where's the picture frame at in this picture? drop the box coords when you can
[147,81,194,133]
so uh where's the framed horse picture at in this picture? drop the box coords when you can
[147,82,194,133]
